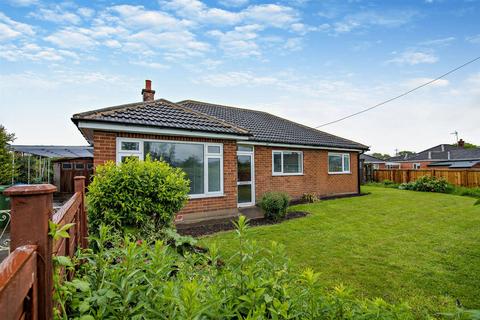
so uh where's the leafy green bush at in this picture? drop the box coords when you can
[259,192,290,220]
[87,157,190,235]
[54,218,418,319]
[398,176,449,193]
[301,192,319,203]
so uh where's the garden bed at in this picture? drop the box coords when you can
[178,211,309,237]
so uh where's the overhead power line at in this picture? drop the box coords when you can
[315,55,480,128]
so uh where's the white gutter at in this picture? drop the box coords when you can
[240,140,365,152]
[78,121,250,140]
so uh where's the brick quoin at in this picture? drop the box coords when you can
[92,130,360,217]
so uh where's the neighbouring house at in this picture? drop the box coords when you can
[360,154,387,169]
[10,145,93,193]
[72,80,369,222]
[386,140,480,169]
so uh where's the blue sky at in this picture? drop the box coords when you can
[1,0,479,154]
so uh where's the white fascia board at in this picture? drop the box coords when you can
[240,140,364,152]
[78,121,250,140]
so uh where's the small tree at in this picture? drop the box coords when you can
[87,157,190,235]
[0,125,15,185]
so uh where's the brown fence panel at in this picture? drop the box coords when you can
[0,245,38,320]
[0,176,88,320]
[373,169,480,187]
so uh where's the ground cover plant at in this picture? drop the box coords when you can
[202,186,480,317]
[54,218,424,319]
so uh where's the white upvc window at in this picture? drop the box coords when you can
[116,137,224,198]
[272,150,303,176]
[328,153,351,174]
[413,163,421,169]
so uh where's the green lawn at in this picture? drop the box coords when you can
[201,186,480,315]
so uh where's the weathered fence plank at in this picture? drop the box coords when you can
[373,169,480,187]
[0,176,88,320]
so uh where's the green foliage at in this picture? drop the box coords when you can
[54,221,418,319]
[203,187,480,316]
[87,157,190,235]
[49,221,76,241]
[259,192,290,220]
[397,151,415,158]
[399,176,449,193]
[370,153,391,160]
[0,125,15,185]
[301,192,319,203]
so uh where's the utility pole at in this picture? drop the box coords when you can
[394,148,399,156]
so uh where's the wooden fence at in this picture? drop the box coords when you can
[0,176,88,320]
[373,169,480,187]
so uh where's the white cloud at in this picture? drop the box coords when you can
[197,71,279,87]
[0,12,35,41]
[283,37,303,51]
[387,51,438,65]
[219,0,249,7]
[163,0,299,28]
[5,0,38,6]
[30,8,81,24]
[331,10,416,34]
[208,24,263,57]
[419,37,455,47]
[45,28,98,49]
[110,5,192,30]
[131,60,169,69]
[77,8,95,18]
[0,43,79,62]
[405,78,449,88]
[466,34,480,44]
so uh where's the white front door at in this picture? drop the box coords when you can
[237,149,255,207]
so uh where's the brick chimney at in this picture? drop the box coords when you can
[458,139,465,148]
[142,80,155,102]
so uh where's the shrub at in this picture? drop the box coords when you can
[54,219,418,320]
[259,192,290,220]
[301,192,319,203]
[383,179,395,186]
[400,176,450,193]
[87,157,190,235]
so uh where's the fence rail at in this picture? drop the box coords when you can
[0,176,87,320]
[373,169,480,187]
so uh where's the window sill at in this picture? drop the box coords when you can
[328,172,351,175]
[272,173,304,176]
[188,193,225,200]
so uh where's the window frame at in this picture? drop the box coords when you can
[116,137,224,199]
[412,163,421,169]
[271,150,304,176]
[328,152,351,174]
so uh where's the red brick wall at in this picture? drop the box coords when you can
[92,130,360,216]
[92,130,238,215]
[254,146,359,200]
[398,161,432,169]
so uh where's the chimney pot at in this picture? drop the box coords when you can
[458,139,465,148]
[141,79,155,102]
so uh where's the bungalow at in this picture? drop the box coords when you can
[387,141,480,169]
[72,80,369,222]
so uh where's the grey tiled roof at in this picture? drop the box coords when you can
[360,154,386,163]
[73,98,368,150]
[72,99,249,135]
[387,145,480,162]
[178,100,368,150]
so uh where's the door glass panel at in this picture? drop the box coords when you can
[238,185,252,203]
[237,155,251,182]
[208,158,221,192]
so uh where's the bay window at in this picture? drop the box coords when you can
[272,150,303,175]
[117,138,223,197]
[328,153,351,174]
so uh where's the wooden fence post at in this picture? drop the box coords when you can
[4,184,57,320]
[74,176,88,249]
